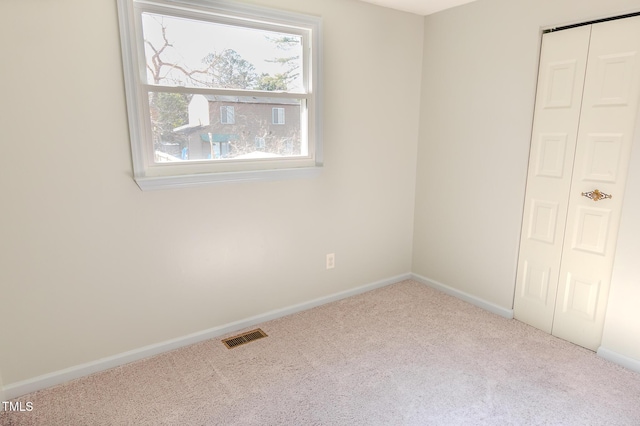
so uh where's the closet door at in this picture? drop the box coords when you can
[513,26,591,334]
[515,15,640,350]
[552,16,640,350]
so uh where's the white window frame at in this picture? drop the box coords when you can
[272,107,285,125]
[117,0,323,190]
[255,136,266,149]
[220,106,235,125]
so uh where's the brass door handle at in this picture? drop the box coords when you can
[582,189,612,202]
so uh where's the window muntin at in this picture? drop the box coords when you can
[117,0,322,188]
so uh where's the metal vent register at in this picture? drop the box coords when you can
[222,328,268,349]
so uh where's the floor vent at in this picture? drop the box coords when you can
[222,328,268,349]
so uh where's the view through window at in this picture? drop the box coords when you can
[142,12,304,162]
[117,0,322,188]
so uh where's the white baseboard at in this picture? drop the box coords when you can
[2,273,411,401]
[411,273,514,319]
[597,346,640,374]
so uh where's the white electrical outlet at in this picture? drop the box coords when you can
[326,253,335,269]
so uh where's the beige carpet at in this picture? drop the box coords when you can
[2,280,640,425]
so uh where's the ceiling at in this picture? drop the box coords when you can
[357,0,477,16]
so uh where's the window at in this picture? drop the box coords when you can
[220,106,235,124]
[117,0,322,190]
[272,107,285,125]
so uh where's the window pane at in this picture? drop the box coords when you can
[272,107,285,124]
[220,106,235,124]
[141,12,304,93]
[149,93,304,162]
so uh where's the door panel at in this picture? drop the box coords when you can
[582,133,624,182]
[535,133,568,178]
[571,206,611,255]
[544,60,579,108]
[593,52,636,106]
[528,199,559,244]
[520,261,551,305]
[561,274,600,320]
[513,26,591,333]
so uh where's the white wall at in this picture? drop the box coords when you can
[413,0,640,309]
[0,0,423,385]
[600,109,640,366]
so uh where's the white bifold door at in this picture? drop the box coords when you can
[514,15,640,351]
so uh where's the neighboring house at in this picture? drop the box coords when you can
[171,94,301,161]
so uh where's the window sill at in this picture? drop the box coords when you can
[134,166,322,191]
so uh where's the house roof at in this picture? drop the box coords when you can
[173,123,203,134]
